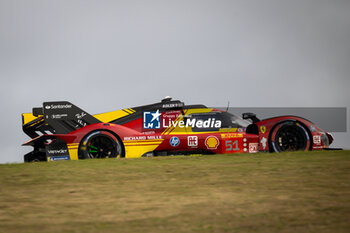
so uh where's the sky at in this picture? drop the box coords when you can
[0,0,349,163]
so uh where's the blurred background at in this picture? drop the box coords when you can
[0,0,349,163]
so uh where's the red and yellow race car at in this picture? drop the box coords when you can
[22,97,334,162]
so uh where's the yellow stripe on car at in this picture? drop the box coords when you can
[22,113,40,125]
[67,143,79,160]
[94,110,130,123]
[123,139,164,158]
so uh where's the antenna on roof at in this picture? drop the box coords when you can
[226,101,230,112]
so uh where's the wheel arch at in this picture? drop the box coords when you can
[268,119,313,152]
[100,129,126,157]
[78,128,125,158]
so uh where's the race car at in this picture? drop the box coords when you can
[21,97,334,162]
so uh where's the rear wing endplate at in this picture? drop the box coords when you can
[22,101,101,139]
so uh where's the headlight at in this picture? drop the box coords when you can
[321,133,329,147]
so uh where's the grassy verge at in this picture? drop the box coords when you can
[0,150,349,233]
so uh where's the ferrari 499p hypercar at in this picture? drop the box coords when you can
[22,97,334,162]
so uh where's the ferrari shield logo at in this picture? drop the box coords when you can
[260,126,266,134]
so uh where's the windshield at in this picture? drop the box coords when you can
[220,111,251,128]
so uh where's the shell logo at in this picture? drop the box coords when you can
[205,136,219,149]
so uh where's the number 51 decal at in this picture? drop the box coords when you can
[225,140,240,152]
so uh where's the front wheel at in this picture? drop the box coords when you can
[269,121,311,152]
[78,131,124,159]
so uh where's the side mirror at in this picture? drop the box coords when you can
[242,112,260,123]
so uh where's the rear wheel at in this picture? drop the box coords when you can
[269,121,310,152]
[78,131,124,159]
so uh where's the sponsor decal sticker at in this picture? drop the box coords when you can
[49,156,70,161]
[144,109,224,130]
[205,136,219,149]
[45,104,72,109]
[260,126,266,133]
[260,137,267,150]
[163,117,221,128]
[249,143,258,153]
[143,110,161,129]
[152,110,223,129]
[170,136,180,147]
[75,112,86,119]
[187,136,198,147]
[51,114,68,119]
[313,135,321,145]
[310,125,316,132]
[146,135,163,140]
[47,149,68,155]
[124,135,162,141]
[76,119,87,127]
[221,133,243,139]
[162,103,184,108]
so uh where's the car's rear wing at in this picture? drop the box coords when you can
[22,101,101,139]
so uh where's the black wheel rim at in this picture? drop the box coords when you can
[274,125,307,152]
[86,135,118,158]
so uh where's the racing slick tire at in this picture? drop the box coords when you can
[269,121,311,152]
[78,130,124,159]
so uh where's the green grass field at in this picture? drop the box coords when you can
[0,150,350,233]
